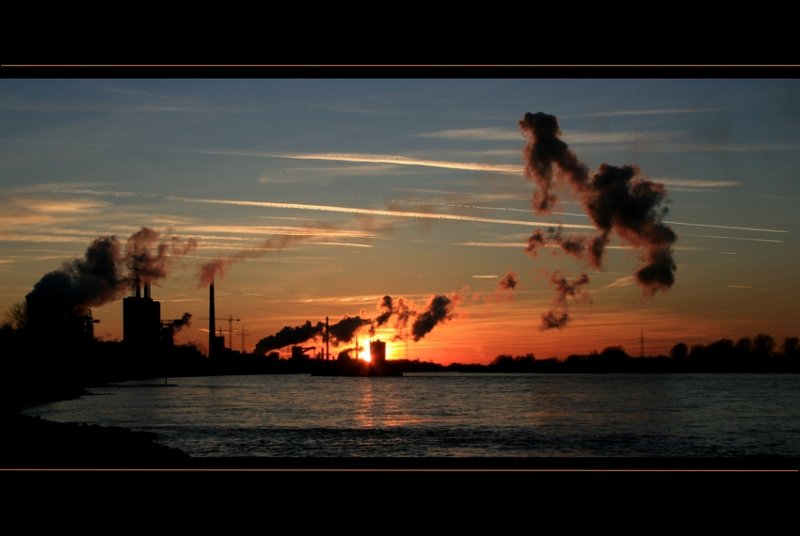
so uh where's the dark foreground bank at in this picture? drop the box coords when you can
[0,379,190,468]
[0,412,189,468]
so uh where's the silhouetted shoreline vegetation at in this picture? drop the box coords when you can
[2,309,798,467]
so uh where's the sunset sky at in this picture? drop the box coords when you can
[1,78,798,363]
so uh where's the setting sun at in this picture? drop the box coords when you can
[358,342,371,362]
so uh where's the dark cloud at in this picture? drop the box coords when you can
[126,227,197,283]
[173,312,192,331]
[374,295,416,340]
[328,315,372,344]
[26,236,126,328]
[25,227,196,333]
[519,111,589,211]
[498,271,518,290]
[254,320,323,355]
[520,112,677,295]
[540,272,591,331]
[411,294,457,342]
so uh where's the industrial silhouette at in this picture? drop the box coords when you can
[123,267,191,352]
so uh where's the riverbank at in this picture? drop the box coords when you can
[0,385,190,468]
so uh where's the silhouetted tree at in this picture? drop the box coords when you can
[782,337,799,357]
[3,301,27,331]
[753,334,775,356]
[734,337,752,355]
[670,342,688,360]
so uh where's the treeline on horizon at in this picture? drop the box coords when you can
[1,304,799,413]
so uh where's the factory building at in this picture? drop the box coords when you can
[122,274,161,350]
[370,340,386,366]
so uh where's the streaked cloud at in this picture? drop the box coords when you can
[178,224,376,239]
[572,108,724,118]
[471,274,500,279]
[166,195,596,230]
[604,276,635,288]
[266,152,523,174]
[306,241,374,248]
[726,284,775,291]
[663,220,787,234]
[416,127,521,141]
[683,233,784,244]
[415,127,673,145]
[655,178,741,189]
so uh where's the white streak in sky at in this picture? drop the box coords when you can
[655,178,741,189]
[415,128,673,145]
[266,152,523,174]
[166,196,596,230]
[684,234,784,244]
[726,284,774,291]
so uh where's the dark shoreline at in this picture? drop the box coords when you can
[0,384,190,468]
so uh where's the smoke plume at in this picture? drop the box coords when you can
[198,234,307,287]
[26,236,126,328]
[328,315,373,344]
[127,227,197,283]
[253,315,375,355]
[25,227,196,331]
[173,312,192,331]
[374,294,417,340]
[411,294,457,342]
[254,320,323,354]
[519,112,677,295]
[375,295,395,326]
[525,226,607,269]
[519,112,589,212]
[498,271,519,290]
[540,272,590,331]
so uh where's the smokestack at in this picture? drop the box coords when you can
[325,316,330,360]
[209,278,216,358]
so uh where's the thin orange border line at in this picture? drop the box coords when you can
[1,468,797,473]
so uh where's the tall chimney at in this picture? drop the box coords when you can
[209,278,216,358]
[325,316,330,360]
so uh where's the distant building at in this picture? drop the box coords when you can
[370,340,386,366]
[123,275,161,350]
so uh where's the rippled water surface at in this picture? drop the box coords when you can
[25,373,800,457]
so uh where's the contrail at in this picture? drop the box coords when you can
[165,195,595,230]
[186,149,525,174]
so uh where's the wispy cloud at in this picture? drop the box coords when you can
[392,197,788,235]
[274,152,525,174]
[166,196,596,230]
[571,108,724,118]
[683,233,784,244]
[654,142,800,153]
[458,242,525,248]
[416,127,521,141]
[178,224,376,239]
[726,284,775,291]
[655,178,741,189]
[306,241,374,249]
[604,275,635,288]
[257,152,523,174]
[415,127,673,145]
[662,221,787,234]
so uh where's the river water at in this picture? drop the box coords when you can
[24,373,800,457]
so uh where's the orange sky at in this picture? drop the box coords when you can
[1,79,798,364]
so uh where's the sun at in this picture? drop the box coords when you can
[358,342,371,362]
